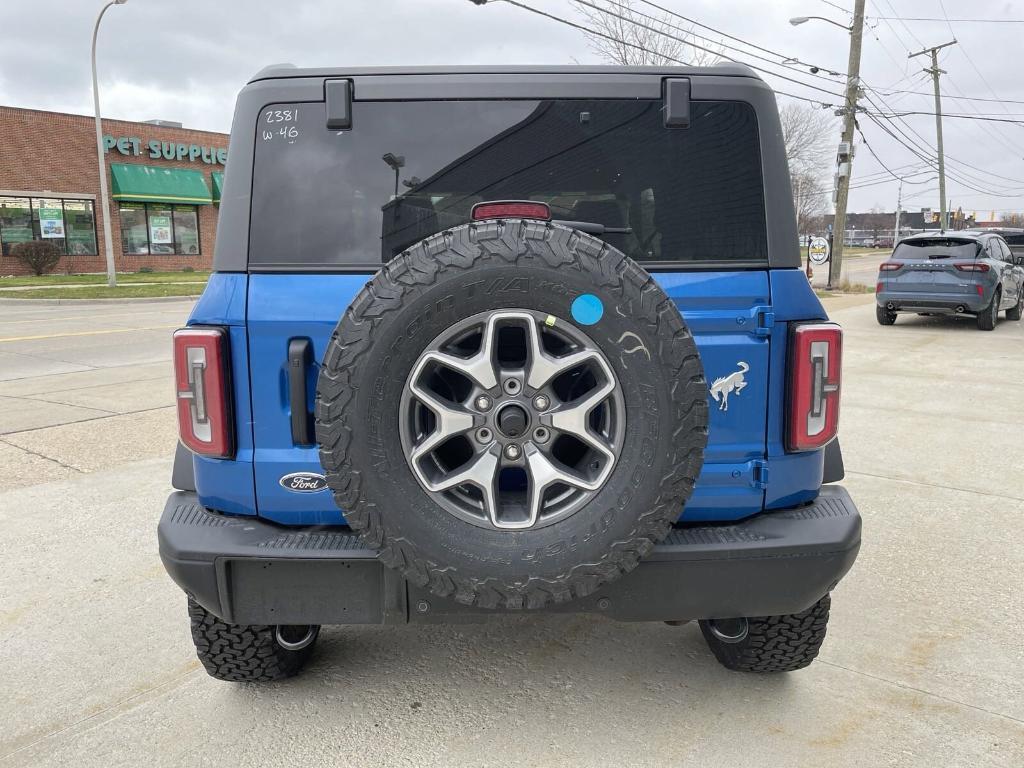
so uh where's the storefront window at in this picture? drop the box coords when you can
[120,203,201,255]
[173,207,200,255]
[119,203,150,254]
[147,206,175,254]
[0,197,33,256]
[0,196,97,256]
[64,200,98,255]
[33,198,67,254]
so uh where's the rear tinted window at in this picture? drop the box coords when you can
[249,99,767,269]
[893,239,979,260]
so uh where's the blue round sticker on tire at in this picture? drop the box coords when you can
[571,294,604,325]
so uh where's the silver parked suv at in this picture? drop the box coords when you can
[876,230,1024,331]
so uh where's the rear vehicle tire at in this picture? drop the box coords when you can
[316,219,709,610]
[875,304,897,325]
[188,598,318,682]
[1007,288,1023,321]
[977,289,1000,331]
[699,594,831,673]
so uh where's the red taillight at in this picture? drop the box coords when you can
[173,327,233,458]
[954,261,989,272]
[471,200,551,221]
[787,322,842,453]
[879,261,902,271]
[875,281,883,294]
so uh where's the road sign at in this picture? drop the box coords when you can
[809,236,830,265]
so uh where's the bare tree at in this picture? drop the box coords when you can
[1000,211,1024,228]
[779,102,835,236]
[572,1,722,66]
[779,102,834,178]
[791,171,828,237]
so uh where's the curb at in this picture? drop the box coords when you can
[0,295,199,306]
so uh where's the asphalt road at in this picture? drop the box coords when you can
[1,296,1022,767]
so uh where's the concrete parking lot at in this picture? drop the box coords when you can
[1,296,1022,767]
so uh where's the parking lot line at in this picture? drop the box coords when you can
[0,325,179,344]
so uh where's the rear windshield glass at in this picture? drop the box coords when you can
[893,239,979,260]
[249,99,767,269]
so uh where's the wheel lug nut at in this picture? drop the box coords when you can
[533,395,550,411]
[475,395,492,411]
[504,443,521,460]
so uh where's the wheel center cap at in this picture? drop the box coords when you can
[496,404,529,438]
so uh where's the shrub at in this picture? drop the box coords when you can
[10,240,62,276]
[182,265,195,273]
[138,266,154,274]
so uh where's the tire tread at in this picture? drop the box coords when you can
[315,220,708,610]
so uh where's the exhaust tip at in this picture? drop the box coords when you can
[886,302,895,310]
[955,305,965,313]
[275,625,319,651]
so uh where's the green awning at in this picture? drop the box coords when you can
[211,171,225,204]
[110,163,212,205]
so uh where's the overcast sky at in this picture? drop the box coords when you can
[2,0,1023,216]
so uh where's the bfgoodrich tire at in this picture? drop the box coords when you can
[316,219,708,609]
[188,598,318,682]
[699,594,831,673]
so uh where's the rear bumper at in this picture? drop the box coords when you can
[158,486,861,625]
[877,290,987,314]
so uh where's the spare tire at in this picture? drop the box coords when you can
[316,219,708,609]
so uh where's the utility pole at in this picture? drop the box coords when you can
[909,40,957,232]
[893,178,903,244]
[828,0,866,290]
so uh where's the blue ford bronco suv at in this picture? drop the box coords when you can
[159,65,861,682]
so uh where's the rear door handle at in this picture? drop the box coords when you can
[288,338,314,445]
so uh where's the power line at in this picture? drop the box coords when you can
[586,0,847,82]
[869,17,1024,24]
[862,112,1024,196]
[490,0,1024,201]
[861,83,1024,188]
[818,0,850,14]
[868,110,1024,125]
[570,0,848,98]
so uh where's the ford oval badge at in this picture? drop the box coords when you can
[279,472,329,493]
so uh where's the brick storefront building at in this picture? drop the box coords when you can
[0,106,229,275]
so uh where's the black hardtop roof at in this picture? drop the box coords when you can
[249,63,761,84]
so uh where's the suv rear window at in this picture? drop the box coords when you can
[249,99,767,269]
[893,239,980,259]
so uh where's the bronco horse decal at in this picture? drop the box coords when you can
[709,362,749,412]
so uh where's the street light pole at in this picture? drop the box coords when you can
[91,0,128,288]
[909,40,957,232]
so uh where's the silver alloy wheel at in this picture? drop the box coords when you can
[400,309,625,531]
